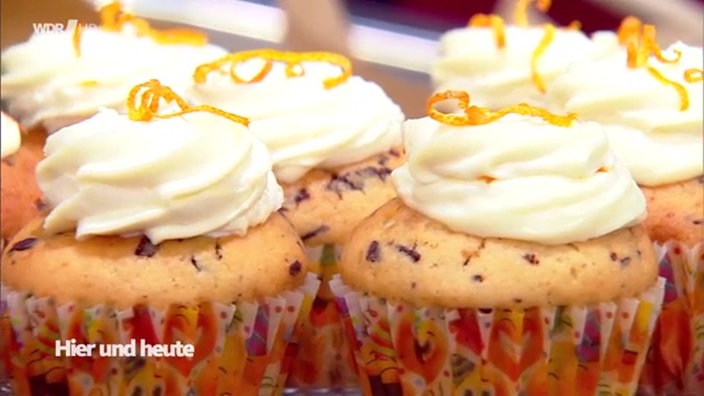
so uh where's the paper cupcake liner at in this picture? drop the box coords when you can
[287,244,359,389]
[638,241,703,396]
[330,275,666,396]
[0,273,320,396]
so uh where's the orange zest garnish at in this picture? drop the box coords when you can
[567,20,581,30]
[622,20,681,67]
[478,176,497,183]
[99,1,207,45]
[684,68,704,83]
[514,0,551,27]
[646,67,690,111]
[72,22,82,57]
[193,49,352,90]
[126,79,249,126]
[469,14,506,48]
[426,90,576,127]
[530,24,555,93]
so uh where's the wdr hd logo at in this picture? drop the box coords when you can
[32,19,98,34]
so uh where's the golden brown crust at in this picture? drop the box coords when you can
[340,198,659,309]
[1,128,46,246]
[640,177,704,247]
[2,213,309,310]
[280,148,405,246]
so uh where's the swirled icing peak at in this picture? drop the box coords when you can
[391,91,646,244]
[187,49,404,184]
[36,80,282,244]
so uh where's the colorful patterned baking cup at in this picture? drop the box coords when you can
[331,275,666,396]
[287,244,359,389]
[0,273,320,396]
[638,241,703,396]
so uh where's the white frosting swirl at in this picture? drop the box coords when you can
[392,114,646,244]
[1,27,226,133]
[547,42,704,186]
[187,61,404,183]
[36,109,283,243]
[1,112,21,159]
[431,26,602,109]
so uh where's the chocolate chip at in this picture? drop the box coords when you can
[326,174,359,197]
[366,241,380,262]
[522,253,539,265]
[214,241,223,260]
[462,258,470,266]
[396,244,421,263]
[34,199,47,211]
[8,237,38,253]
[293,188,310,205]
[410,282,417,289]
[288,260,302,277]
[610,252,618,261]
[694,219,703,225]
[620,257,631,267]
[472,274,484,283]
[325,166,392,198]
[301,225,329,242]
[134,236,158,257]
[513,298,523,304]
[190,256,201,272]
[636,249,642,256]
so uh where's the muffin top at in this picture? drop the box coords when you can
[341,91,658,308]
[0,2,226,132]
[431,0,605,108]
[2,80,308,308]
[0,112,20,159]
[548,19,703,187]
[36,80,283,244]
[187,49,405,184]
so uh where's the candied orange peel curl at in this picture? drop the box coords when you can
[99,1,207,46]
[126,79,249,126]
[514,0,551,27]
[619,19,681,68]
[469,14,506,48]
[192,49,352,89]
[427,90,576,127]
[72,23,83,57]
[684,68,703,83]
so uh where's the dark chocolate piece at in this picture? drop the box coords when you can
[190,256,201,272]
[366,241,381,263]
[522,253,539,265]
[8,237,38,253]
[396,244,421,263]
[214,241,223,260]
[288,260,302,277]
[301,225,329,241]
[134,236,158,258]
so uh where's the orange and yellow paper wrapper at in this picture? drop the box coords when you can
[638,241,703,396]
[331,275,666,396]
[287,244,359,389]
[0,273,320,396]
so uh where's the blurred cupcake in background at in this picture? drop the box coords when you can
[0,80,318,396]
[187,49,405,390]
[431,0,613,109]
[331,91,665,395]
[0,1,226,135]
[0,112,43,251]
[547,19,703,395]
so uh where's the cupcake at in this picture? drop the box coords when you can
[0,1,226,135]
[547,20,704,395]
[331,91,666,395]
[0,80,319,395]
[187,49,405,389]
[0,112,43,250]
[431,0,608,109]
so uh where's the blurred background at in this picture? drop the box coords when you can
[2,0,703,117]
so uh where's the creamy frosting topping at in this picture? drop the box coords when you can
[1,112,21,159]
[392,92,646,244]
[36,97,283,243]
[188,51,404,184]
[547,41,704,186]
[1,24,225,132]
[431,25,598,109]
